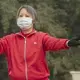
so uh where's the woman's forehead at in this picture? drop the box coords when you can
[19,8,29,14]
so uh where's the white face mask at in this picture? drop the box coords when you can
[17,17,33,30]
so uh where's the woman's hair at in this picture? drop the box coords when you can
[17,5,37,22]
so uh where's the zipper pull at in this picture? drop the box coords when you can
[24,37,26,43]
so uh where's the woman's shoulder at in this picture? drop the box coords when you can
[2,33,17,40]
[36,31,51,38]
[36,31,47,36]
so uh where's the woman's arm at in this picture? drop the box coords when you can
[42,33,69,51]
[0,36,8,55]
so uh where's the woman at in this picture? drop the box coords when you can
[0,5,80,80]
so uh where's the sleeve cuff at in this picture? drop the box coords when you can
[66,40,70,48]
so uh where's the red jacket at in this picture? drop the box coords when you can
[0,30,69,80]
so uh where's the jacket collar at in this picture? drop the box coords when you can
[16,29,37,38]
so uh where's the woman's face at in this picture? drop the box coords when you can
[17,8,34,31]
[18,8,32,18]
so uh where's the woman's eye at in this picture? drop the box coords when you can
[25,15,29,17]
[19,15,23,17]
[19,15,30,17]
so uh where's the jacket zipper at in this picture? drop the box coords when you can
[24,37,28,80]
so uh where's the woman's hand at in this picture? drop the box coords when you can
[67,36,80,47]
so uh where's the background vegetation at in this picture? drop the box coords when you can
[0,0,80,80]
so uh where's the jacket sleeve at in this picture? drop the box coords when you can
[0,36,8,55]
[42,33,69,51]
